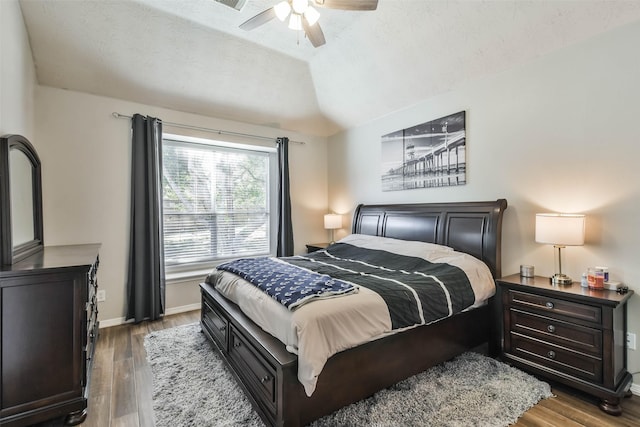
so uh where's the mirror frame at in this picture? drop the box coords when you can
[0,134,44,265]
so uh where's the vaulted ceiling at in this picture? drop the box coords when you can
[19,0,640,137]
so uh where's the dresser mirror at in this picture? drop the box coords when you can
[0,134,44,265]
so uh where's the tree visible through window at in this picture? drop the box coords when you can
[162,136,276,267]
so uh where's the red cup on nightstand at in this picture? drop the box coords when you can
[587,268,604,290]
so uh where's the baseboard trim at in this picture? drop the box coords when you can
[166,303,201,316]
[631,382,640,396]
[99,317,129,328]
[98,303,201,328]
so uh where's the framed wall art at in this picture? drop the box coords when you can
[381,111,466,191]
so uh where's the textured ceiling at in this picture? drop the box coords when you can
[19,0,640,137]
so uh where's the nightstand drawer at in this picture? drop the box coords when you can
[508,289,601,324]
[510,333,603,383]
[510,309,602,356]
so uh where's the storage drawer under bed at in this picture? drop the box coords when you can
[201,296,228,351]
[200,282,302,426]
[200,287,278,423]
[228,325,277,417]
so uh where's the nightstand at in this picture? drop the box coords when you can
[305,242,330,253]
[496,274,634,415]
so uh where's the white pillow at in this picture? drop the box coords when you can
[336,233,453,260]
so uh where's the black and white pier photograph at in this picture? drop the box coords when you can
[381,111,466,191]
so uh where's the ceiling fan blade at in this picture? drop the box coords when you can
[303,20,326,48]
[239,7,276,31]
[313,0,378,10]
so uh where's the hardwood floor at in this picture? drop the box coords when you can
[80,311,201,427]
[40,310,639,426]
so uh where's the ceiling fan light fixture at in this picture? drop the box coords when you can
[274,1,291,21]
[288,13,303,30]
[303,6,320,26]
[240,0,377,47]
[291,0,309,14]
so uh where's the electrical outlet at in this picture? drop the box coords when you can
[627,332,636,351]
[96,290,106,302]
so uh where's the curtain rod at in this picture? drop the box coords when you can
[111,112,305,145]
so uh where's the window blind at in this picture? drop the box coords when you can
[162,138,272,265]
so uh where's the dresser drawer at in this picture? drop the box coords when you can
[510,333,602,383]
[507,289,601,324]
[510,309,602,356]
[228,325,276,417]
[201,297,227,351]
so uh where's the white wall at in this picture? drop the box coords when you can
[328,21,640,383]
[0,0,36,137]
[35,86,329,324]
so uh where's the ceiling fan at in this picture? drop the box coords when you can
[239,0,378,48]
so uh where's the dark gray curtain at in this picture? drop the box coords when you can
[126,114,165,323]
[276,137,294,256]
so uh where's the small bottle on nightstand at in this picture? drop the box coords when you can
[581,272,588,287]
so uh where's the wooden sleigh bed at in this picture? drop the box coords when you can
[200,199,508,426]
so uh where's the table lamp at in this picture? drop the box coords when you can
[535,213,585,286]
[324,213,342,244]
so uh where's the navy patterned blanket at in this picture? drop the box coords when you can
[217,257,357,309]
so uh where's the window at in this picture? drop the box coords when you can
[162,134,277,271]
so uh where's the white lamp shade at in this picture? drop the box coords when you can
[535,213,585,246]
[324,214,342,230]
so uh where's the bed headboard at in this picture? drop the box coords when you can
[352,199,508,278]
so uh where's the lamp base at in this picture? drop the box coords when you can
[551,274,573,286]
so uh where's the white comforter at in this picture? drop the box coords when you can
[207,234,496,396]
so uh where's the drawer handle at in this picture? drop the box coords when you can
[545,302,554,309]
[260,375,271,384]
[233,341,242,348]
[547,325,556,333]
[547,350,556,360]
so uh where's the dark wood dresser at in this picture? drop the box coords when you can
[497,274,633,415]
[0,244,100,426]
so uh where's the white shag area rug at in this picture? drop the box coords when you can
[144,323,552,426]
